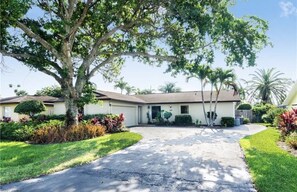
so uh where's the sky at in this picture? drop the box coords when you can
[1,0,297,97]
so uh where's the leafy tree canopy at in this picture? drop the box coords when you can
[1,0,269,126]
[35,85,63,97]
[14,100,46,118]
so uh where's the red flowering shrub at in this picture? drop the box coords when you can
[279,109,297,137]
[90,113,125,133]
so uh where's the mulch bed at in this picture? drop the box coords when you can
[277,141,297,157]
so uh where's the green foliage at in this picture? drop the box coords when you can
[174,115,192,126]
[237,103,252,110]
[163,111,173,121]
[14,90,28,96]
[158,82,181,93]
[0,120,64,141]
[240,128,297,192]
[220,117,235,127]
[243,118,250,124]
[14,100,46,118]
[76,82,98,109]
[252,103,275,123]
[262,108,286,125]
[0,122,30,141]
[285,132,297,149]
[0,132,142,184]
[1,0,269,126]
[35,85,63,97]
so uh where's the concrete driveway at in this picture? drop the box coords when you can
[1,124,265,192]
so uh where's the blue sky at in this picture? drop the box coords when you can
[1,0,296,97]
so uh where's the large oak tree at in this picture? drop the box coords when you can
[0,0,269,127]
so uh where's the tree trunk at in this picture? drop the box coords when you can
[65,96,79,127]
[209,84,214,127]
[201,81,208,126]
[213,84,222,126]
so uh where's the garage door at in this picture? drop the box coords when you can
[111,105,137,127]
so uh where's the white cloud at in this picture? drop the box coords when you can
[279,1,297,17]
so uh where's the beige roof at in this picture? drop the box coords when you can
[94,90,146,104]
[134,90,240,104]
[0,95,60,104]
[94,90,240,104]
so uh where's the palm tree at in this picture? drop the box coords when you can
[207,70,219,126]
[245,68,291,105]
[187,64,211,126]
[125,85,136,95]
[114,77,128,94]
[212,68,236,126]
[159,82,181,93]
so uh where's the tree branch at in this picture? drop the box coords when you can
[16,21,63,62]
[67,0,93,48]
[88,56,118,77]
[0,50,63,83]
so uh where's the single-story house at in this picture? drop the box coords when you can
[0,95,58,121]
[54,90,240,126]
[282,81,297,108]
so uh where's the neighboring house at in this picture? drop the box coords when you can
[0,95,59,121]
[54,90,240,126]
[282,81,297,108]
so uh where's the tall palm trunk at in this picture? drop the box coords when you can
[213,84,222,125]
[200,80,208,126]
[209,83,214,126]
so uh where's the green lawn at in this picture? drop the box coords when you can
[240,128,297,192]
[0,132,142,184]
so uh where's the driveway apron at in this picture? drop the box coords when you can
[1,124,265,192]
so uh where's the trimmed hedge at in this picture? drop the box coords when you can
[174,115,192,125]
[221,117,234,127]
[237,103,252,110]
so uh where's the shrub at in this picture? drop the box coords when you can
[32,123,106,144]
[221,117,234,127]
[14,100,46,118]
[163,111,172,121]
[174,115,192,126]
[252,103,275,123]
[0,122,35,141]
[262,108,286,125]
[285,132,297,149]
[237,103,252,110]
[89,113,125,133]
[243,118,250,124]
[278,109,297,137]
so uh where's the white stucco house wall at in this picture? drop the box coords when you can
[54,90,240,126]
[0,96,58,121]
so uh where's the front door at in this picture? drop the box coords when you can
[151,106,161,120]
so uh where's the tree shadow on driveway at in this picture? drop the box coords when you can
[1,126,259,192]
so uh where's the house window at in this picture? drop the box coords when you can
[181,105,189,114]
[4,107,12,117]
